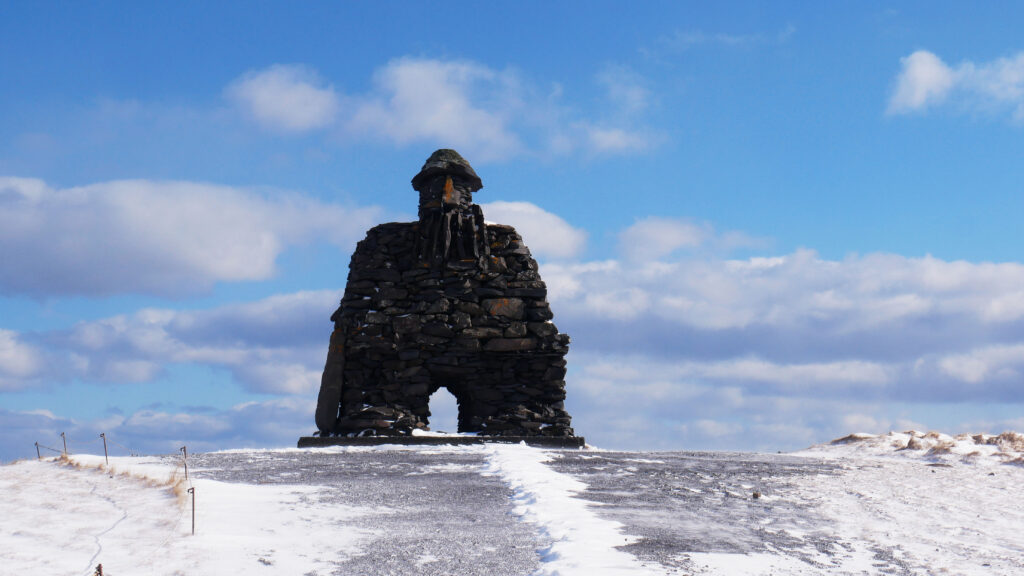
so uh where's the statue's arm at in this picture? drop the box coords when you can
[314,233,379,434]
[314,326,345,434]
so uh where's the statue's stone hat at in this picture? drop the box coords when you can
[411,149,483,192]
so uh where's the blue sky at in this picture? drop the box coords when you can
[3,2,1024,459]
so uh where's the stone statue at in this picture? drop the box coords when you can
[314,149,575,438]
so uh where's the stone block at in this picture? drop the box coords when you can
[525,306,554,321]
[483,338,537,352]
[482,298,525,319]
[504,322,527,337]
[422,322,455,338]
[392,315,421,334]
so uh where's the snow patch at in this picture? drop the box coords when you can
[483,444,663,575]
[2,453,378,575]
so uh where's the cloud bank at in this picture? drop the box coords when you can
[225,65,340,132]
[226,59,660,160]
[0,329,43,391]
[4,241,1024,451]
[0,177,379,297]
[888,50,1024,121]
[34,290,339,395]
[0,397,313,460]
[480,201,587,260]
[3,184,1023,454]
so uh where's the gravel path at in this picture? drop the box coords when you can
[188,447,546,576]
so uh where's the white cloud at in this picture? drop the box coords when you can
[7,219,1006,407]
[538,243,1024,447]
[0,329,42,390]
[232,362,323,396]
[346,57,661,158]
[564,349,1024,451]
[225,59,662,159]
[840,413,891,435]
[888,50,1024,120]
[6,199,1024,453]
[579,124,657,154]
[596,65,650,115]
[51,290,339,394]
[0,397,315,460]
[547,249,1024,332]
[0,177,380,297]
[226,64,340,132]
[888,50,955,113]
[584,287,652,321]
[566,352,903,451]
[480,201,586,259]
[937,343,1024,384]
[619,217,708,260]
[0,290,337,396]
[691,419,744,438]
[687,357,891,388]
[122,408,233,438]
[348,58,524,161]
[618,217,768,261]
[577,354,890,395]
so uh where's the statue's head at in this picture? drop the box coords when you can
[412,149,482,219]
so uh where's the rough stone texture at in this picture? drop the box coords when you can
[314,149,576,438]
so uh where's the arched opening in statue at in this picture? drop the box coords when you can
[426,385,461,433]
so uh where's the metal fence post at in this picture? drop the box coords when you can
[187,487,195,535]
[100,433,108,466]
[35,442,41,460]
[61,432,67,455]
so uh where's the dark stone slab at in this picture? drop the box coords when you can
[297,435,586,448]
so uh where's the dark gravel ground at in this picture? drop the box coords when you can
[545,450,915,575]
[187,447,545,576]
[177,446,919,575]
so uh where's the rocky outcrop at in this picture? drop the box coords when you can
[315,150,575,438]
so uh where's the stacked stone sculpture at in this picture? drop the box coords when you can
[314,149,576,438]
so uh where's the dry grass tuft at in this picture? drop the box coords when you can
[170,471,190,507]
[57,456,189,506]
[961,450,981,461]
[904,436,925,450]
[925,441,955,456]
[58,453,82,468]
[995,431,1024,452]
[925,438,954,453]
[830,433,872,445]
[1002,455,1024,467]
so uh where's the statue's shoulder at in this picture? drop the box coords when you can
[486,222,516,235]
[485,222,521,242]
[354,222,416,250]
[485,222,531,256]
[364,221,415,236]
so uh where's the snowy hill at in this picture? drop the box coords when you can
[798,429,1024,466]
[2,435,1023,575]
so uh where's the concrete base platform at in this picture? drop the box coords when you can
[297,435,586,449]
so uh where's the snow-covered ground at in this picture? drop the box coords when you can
[1,432,1022,575]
